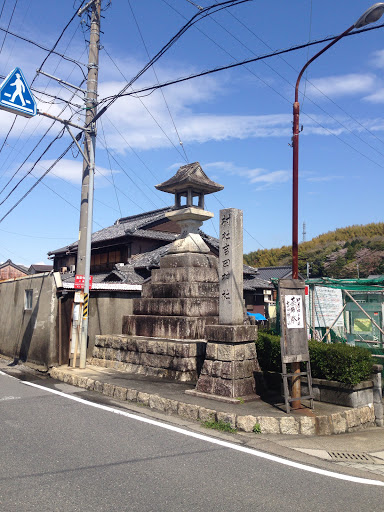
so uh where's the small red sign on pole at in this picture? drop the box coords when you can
[74,275,93,290]
[305,285,309,296]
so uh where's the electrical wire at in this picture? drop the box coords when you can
[103,112,161,182]
[103,47,187,162]
[0,138,76,223]
[215,3,384,159]
[210,193,266,249]
[98,22,384,105]
[92,0,252,124]
[0,128,66,207]
[127,0,189,163]
[0,227,75,239]
[0,25,87,75]
[96,135,164,210]
[301,0,313,108]
[0,1,87,159]
[206,6,384,163]
[97,18,384,168]
[99,117,122,217]
[0,77,86,191]
[0,0,18,59]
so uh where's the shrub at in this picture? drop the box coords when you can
[255,332,374,386]
[308,341,373,386]
[255,331,282,372]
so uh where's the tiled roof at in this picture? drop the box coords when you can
[243,276,274,291]
[156,162,223,195]
[0,259,29,274]
[130,245,169,269]
[29,264,53,274]
[256,266,293,281]
[48,207,176,256]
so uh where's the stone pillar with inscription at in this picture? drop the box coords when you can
[187,208,259,403]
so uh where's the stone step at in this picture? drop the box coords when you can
[151,267,218,284]
[123,314,218,339]
[142,282,219,299]
[133,297,219,317]
[160,253,218,269]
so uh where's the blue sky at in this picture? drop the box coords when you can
[0,0,384,265]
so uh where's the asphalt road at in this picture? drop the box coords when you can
[1,370,383,512]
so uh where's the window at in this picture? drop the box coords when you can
[25,289,33,310]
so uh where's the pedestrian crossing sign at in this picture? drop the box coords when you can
[0,67,37,118]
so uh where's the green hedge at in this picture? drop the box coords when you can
[255,332,374,386]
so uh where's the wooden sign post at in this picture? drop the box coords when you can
[279,279,313,413]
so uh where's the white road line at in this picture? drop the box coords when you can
[20,379,384,487]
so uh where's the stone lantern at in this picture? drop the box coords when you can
[155,162,223,254]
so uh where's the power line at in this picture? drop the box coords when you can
[206,6,384,163]
[92,0,252,124]
[103,47,187,162]
[0,128,66,206]
[0,139,76,224]
[97,19,384,168]
[96,135,164,210]
[210,192,266,249]
[103,112,162,182]
[128,0,189,162]
[0,25,87,74]
[0,227,75,239]
[98,22,384,105]
[0,77,86,191]
[99,117,122,217]
[215,3,384,159]
[0,0,18,59]
[0,1,87,159]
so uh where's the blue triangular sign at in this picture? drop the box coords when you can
[0,67,37,118]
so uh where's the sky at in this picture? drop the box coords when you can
[0,0,384,266]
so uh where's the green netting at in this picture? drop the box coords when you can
[305,277,384,291]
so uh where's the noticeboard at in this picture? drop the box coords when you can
[279,279,309,363]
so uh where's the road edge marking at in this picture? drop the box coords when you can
[22,379,384,487]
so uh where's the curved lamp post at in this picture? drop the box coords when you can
[292,2,384,280]
[290,3,384,409]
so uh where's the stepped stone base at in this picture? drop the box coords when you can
[123,315,219,340]
[91,334,206,382]
[189,324,260,402]
[133,297,219,317]
[142,282,219,298]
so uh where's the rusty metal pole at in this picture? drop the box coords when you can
[290,23,355,409]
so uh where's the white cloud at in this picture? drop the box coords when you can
[31,158,116,185]
[363,89,384,103]
[304,73,376,98]
[305,175,343,183]
[370,49,384,69]
[204,161,290,190]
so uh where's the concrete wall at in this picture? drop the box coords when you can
[0,274,140,367]
[0,273,58,368]
[86,292,139,357]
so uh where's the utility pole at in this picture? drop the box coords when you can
[72,0,101,369]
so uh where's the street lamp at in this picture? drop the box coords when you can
[290,3,384,410]
[291,3,384,280]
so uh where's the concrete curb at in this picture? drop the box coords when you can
[50,367,376,436]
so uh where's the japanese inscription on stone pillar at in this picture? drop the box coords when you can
[219,208,244,325]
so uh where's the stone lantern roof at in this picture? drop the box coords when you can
[155,162,224,195]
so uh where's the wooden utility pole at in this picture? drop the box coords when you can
[73,0,101,368]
